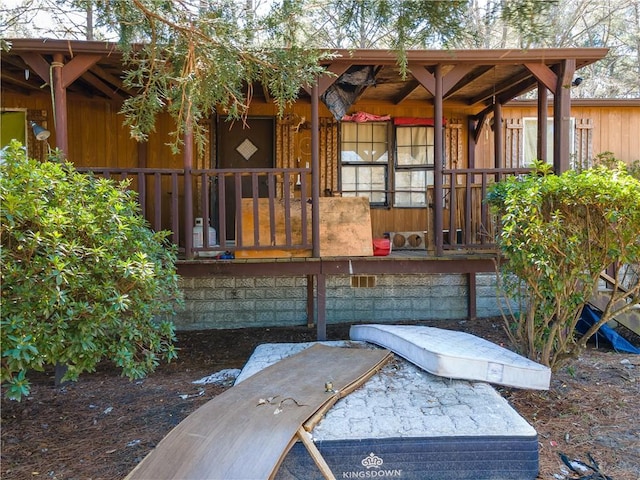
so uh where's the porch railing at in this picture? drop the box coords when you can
[77,166,530,258]
[441,167,532,251]
[76,167,312,258]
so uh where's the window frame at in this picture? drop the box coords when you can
[522,116,576,167]
[393,124,436,208]
[339,121,390,206]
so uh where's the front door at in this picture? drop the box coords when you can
[217,117,274,241]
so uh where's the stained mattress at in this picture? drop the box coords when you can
[350,324,551,390]
[236,341,539,480]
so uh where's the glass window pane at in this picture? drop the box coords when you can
[412,127,427,145]
[396,126,433,166]
[341,165,386,204]
[397,128,411,146]
[394,169,429,207]
[341,123,357,142]
[522,117,575,167]
[372,143,388,162]
[371,124,387,142]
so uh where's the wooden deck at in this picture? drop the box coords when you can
[177,250,499,340]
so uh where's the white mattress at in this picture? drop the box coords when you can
[350,324,550,390]
[238,342,539,480]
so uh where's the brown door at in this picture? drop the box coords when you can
[217,117,274,241]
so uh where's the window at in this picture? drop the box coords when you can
[340,122,388,204]
[523,117,575,166]
[394,125,435,207]
[1,110,27,158]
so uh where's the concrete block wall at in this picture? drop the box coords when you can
[174,273,504,331]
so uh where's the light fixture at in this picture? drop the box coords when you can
[30,121,50,141]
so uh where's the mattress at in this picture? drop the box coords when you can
[236,342,539,480]
[350,324,551,390]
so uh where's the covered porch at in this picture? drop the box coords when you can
[1,40,609,335]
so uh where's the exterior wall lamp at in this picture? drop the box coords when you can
[30,121,50,141]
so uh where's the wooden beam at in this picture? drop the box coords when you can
[408,63,435,95]
[493,102,503,169]
[0,72,38,91]
[81,70,122,100]
[470,70,532,105]
[19,53,51,84]
[442,64,474,95]
[392,79,420,104]
[90,64,136,96]
[302,61,351,96]
[61,54,102,88]
[525,63,557,93]
[444,65,493,100]
[468,116,477,168]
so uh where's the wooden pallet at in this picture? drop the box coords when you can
[589,272,640,336]
[125,344,391,480]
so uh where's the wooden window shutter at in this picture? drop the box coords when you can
[445,120,463,169]
[575,118,593,168]
[320,118,338,196]
[26,109,49,162]
[504,118,523,169]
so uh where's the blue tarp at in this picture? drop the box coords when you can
[577,304,640,354]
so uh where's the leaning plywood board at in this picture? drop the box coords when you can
[236,197,373,258]
[350,324,550,390]
[125,344,391,480]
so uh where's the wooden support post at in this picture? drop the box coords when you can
[311,82,320,258]
[316,273,327,341]
[433,65,444,256]
[307,274,315,328]
[52,54,68,155]
[467,272,477,321]
[184,118,194,259]
[554,59,575,173]
[493,102,503,169]
[537,82,548,163]
[296,427,336,480]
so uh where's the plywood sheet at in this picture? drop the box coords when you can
[318,197,373,257]
[125,344,391,480]
[236,197,373,258]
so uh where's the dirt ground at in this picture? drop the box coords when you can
[1,318,639,480]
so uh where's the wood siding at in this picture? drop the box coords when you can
[481,103,640,166]
[3,90,638,246]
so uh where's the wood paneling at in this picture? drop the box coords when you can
[4,88,638,247]
[488,103,640,165]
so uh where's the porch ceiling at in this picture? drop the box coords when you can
[1,39,608,111]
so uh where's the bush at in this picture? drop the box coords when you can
[1,142,182,400]
[487,160,640,370]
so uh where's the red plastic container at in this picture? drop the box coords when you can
[373,238,391,256]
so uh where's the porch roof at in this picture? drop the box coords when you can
[1,38,608,111]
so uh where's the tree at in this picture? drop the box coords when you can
[2,0,557,151]
[0,142,182,401]
[487,160,640,370]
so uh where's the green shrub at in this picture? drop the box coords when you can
[488,160,640,370]
[1,142,182,400]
